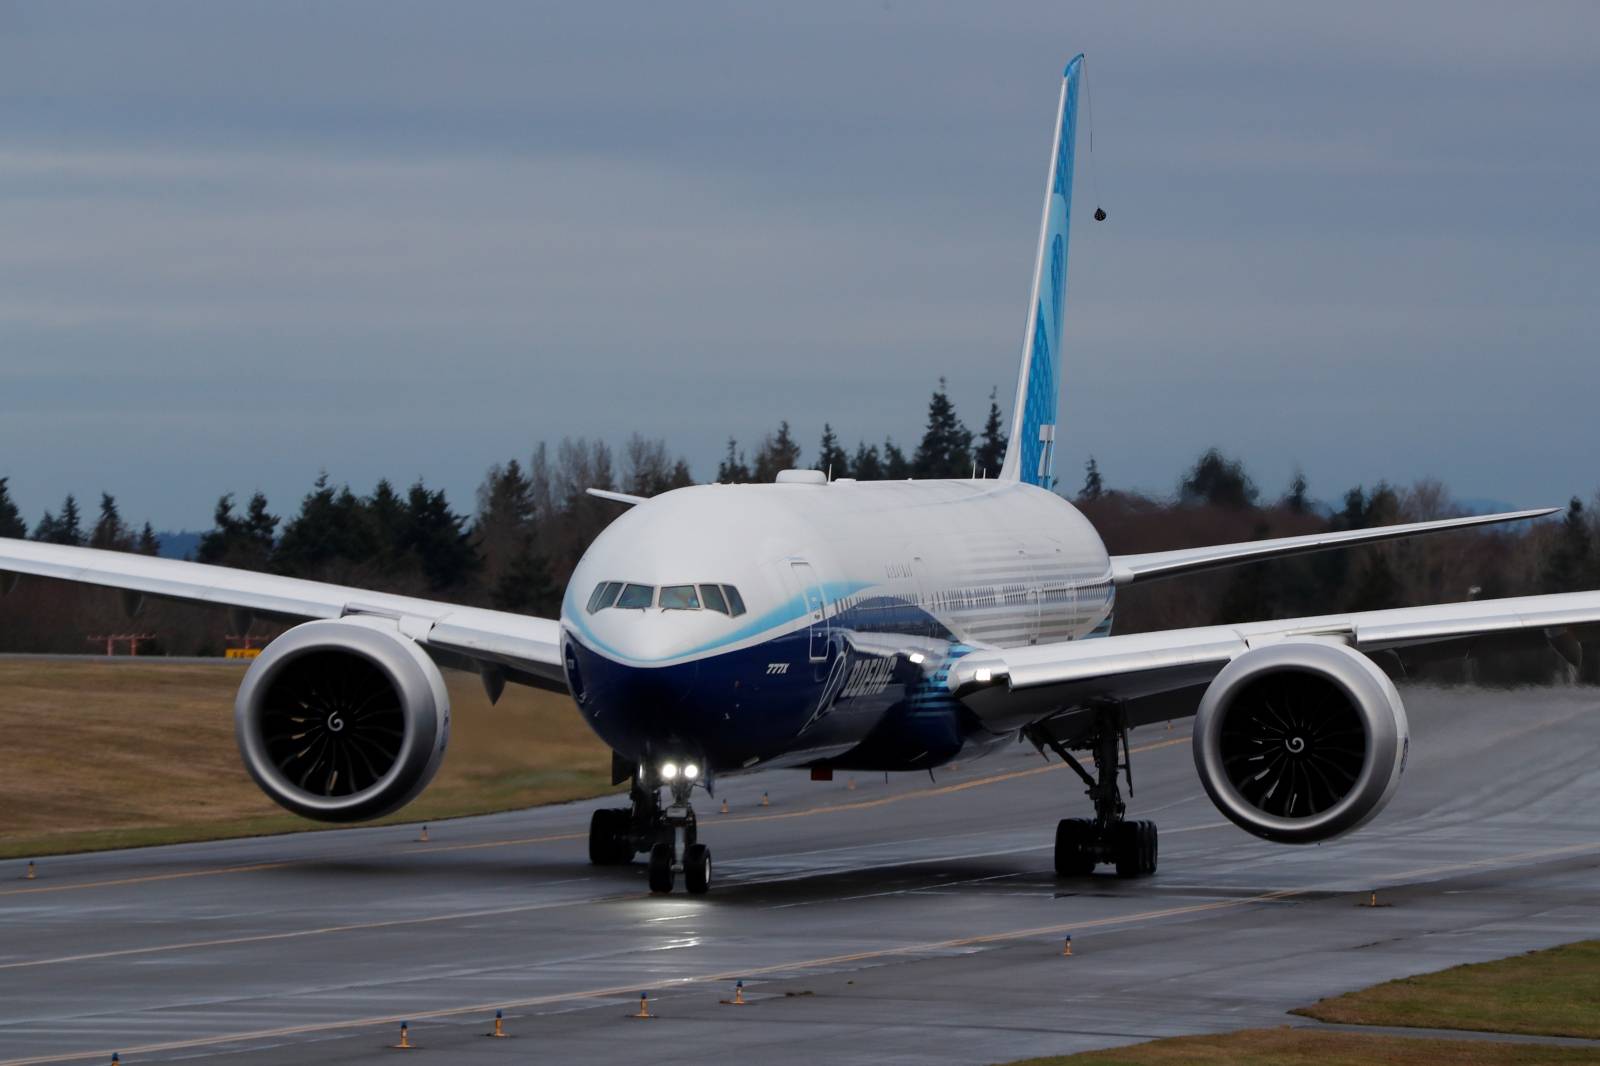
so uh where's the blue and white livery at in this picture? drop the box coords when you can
[0,57,1586,896]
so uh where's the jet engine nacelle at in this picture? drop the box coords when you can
[1192,641,1408,844]
[234,618,450,822]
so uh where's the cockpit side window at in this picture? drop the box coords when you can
[586,581,622,614]
[723,585,747,617]
[616,583,655,609]
[660,584,700,610]
[699,584,728,614]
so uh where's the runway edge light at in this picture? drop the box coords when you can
[487,1009,507,1038]
[392,1021,412,1049]
[632,992,654,1019]
[1062,935,1073,957]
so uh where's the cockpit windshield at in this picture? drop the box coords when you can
[615,583,655,609]
[586,580,746,616]
[659,585,700,610]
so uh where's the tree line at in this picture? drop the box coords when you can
[2,381,1598,683]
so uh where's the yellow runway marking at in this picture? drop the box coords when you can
[2,738,1191,892]
[0,886,1297,1066]
[2,829,1595,1063]
[406,736,1193,854]
[0,861,297,898]
[0,892,639,972]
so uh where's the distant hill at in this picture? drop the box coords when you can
[152,530,203,560]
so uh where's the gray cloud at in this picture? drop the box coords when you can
[1,1,1596,527]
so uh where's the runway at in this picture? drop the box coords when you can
[2,684,1598,1065]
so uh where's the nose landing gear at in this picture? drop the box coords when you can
[589,764,713,895]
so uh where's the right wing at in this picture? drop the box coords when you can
[1108,508,1556,586]
[947,590,1600,735]
[0,537,567,691]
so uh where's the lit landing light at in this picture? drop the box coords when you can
[660,762,679,781]
[683,763,700,781]
[974,668,993,683]
[908,652,926,665]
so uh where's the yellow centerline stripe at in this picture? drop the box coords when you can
[0,886,1297,1066]
[0,892,639,972]
[0,861,297,898]
[408,736,1192,850]
[0,822,1592,1062]
[5,736,1190,888]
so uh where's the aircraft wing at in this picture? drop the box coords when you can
[947,590,1600,736]
[0,537,567,691]
[1108,508,1556,585]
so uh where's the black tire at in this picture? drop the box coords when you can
[1054,818,1094,877]
[648,843,675,894]
[1142,821,1159,875]
[1113,821,1142,878]
[683,843,712,895]
[589,809,616,865]
[588,808,632,866]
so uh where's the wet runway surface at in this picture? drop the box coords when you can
[3,685,1598,1064]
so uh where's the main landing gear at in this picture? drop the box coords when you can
[1029,702,1158,879]
[588,765,712,895]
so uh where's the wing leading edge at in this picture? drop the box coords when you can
[1108,508,1556,586]
[0,537,567,691]
[947,589,1600,736]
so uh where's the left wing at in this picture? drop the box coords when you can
[1108,508,1555,585]
[947,589,1600,735]
[0,538,567,691]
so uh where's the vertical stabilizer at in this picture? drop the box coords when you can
[997,55,1082,489]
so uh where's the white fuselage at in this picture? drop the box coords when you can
[558,478,1114,775]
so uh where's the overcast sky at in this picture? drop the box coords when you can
[2,2,1596,530]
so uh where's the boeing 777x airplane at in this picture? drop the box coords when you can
[3,56,1593,895]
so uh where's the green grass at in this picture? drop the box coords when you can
[0,659,616,860]
[1001,941,1600,1064]
[1294,940,1600,1040]
[1002,1028,1600,1065]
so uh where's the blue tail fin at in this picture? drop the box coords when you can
[998,55,1082,489]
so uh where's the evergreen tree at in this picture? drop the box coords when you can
[1541,497,1593,594]
[198,492,278,570]
[89,492,133,551]
[475,458,555,613]
[401,481,478,592]
[136,522,161,556]
[851,442,884,481]
[366,479,411,572]
[973,388,1007,477]
[751,421,802,483]
[882,439,911,479]
[274,474,375,577]
[34,494,83,545]
[912,378,974,478]
[1079,456,1104,501]
[716,438,751,484]
[1284,468,1310,514]
[815,424,849,480]
[0,478,24,539]
[1179,449,1258,509]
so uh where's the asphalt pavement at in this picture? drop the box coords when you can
[2,683,1598,1064]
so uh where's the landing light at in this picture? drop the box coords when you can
[660,761,680,781]
[908,652,926,665]
[974,668,993,683]
[683,763,701,781]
